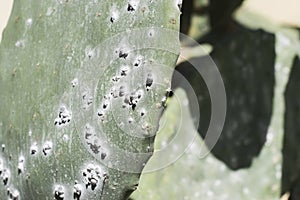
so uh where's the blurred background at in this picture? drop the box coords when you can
[1,0,300,199]
[130,0,300,199]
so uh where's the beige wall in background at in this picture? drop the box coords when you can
[0,0,13,42]
[242,0,300,27]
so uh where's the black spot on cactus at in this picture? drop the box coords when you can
[73,182,82,200]
[146,73,153,90]
[119,50,128,59]
[127,4,135,12]
[101,152,107,160]
[54,186,64,200]
[119,86,125,97]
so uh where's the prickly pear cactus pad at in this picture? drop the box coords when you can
[0,1,180,199]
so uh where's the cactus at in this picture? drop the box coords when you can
[0,0,180,199]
